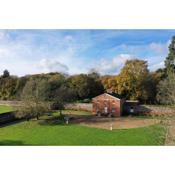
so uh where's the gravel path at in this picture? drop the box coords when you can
[73,117,159,130]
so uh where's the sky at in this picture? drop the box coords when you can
[0,29,175,76]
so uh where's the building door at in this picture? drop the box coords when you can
[104,106,108,114]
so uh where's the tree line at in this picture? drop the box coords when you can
[0,70,104,102]
[0,35,175,106]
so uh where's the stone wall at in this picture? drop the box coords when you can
[0,100,174,117]
[65,103,175,116]
[0,100,22,106]
[138,105,175,116]
[65,103,92,112]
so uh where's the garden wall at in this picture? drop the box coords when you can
[135,105,175,116]
[0,100,174,116]
[0,100,22,106]
[65,103,92,112]
[65,103,175,116]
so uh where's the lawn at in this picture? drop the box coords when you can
[0,111,166,145]
[0,105,14,114]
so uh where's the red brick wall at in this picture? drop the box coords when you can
[92,94,122,117]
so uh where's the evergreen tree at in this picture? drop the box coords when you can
[165,36,175,74]
[2,69,10,78]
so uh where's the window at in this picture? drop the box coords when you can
[112,108,116,113]
[130,107,134,113]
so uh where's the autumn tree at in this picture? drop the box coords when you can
[101,76,118,93]
[117,59,151,102]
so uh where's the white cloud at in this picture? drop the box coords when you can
[149,41,169,55]
[95,54,134,75]
[0,31,9,41]
[149,61,165,71]
[37,58,69,74]
[0,30,172,76]
[0,48,10,57]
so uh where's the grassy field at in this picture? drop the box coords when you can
[0,105,14,114]
[0,111,166,145]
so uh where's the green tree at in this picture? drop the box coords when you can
[157,73,175,105]
[51,86,76,115]
[2,69,10,78]
[0,76,18,100]
[165,36,175,74]
[18,78,49,120]
[67,74,104,100]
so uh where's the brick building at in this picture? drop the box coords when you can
[92,93,125,117]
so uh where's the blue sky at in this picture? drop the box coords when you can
[0,29,175,76]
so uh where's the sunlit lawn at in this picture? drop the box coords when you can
[0,110,166,146]
[0,105,14,114]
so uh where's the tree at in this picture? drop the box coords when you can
[67,74,104,100]
[16,101,49,121]
[88,69,100,79]
[2,69,10,78]
[51,86,76,115]
[117,59,150,102]
[14,76,28,100]
[101,76,118,93]
[0,76,18,100]
[156,73,175,105]
[18,78,49,120]
[46,73,66,100]
[165,35,175,74]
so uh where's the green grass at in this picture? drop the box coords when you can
[0,114,166,145]
[0,105,14,114]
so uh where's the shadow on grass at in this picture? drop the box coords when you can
[0,140,25,146]
[38,114,119,126]
[38,113,93,126]
[38,116,64,126]
[0,118,26,128]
